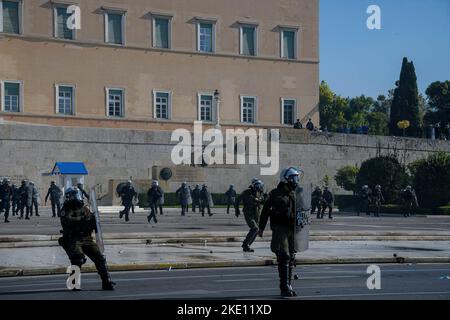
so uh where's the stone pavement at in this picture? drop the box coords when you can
[1,207,450,277]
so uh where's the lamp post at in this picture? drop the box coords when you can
[214,89,221,129]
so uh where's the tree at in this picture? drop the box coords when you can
[356,156,410,203]
[346,95,374,119]
[409,152,450,208]
[367,112,389,136]
[389,58,420,137]
[335,166,359,194]
[319,81,349,131]
[425,81,450,126]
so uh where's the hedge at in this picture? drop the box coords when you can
[137,193,239,207]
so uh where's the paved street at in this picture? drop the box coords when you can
[1,208,450,236]
[0,264,449,300]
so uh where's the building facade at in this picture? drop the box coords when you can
[0,0,319,131]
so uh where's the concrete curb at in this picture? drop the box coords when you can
[2,256,450,278]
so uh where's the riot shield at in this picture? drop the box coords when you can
[116,182,127,196]
[90,188,105,254]
[295,183,312,252]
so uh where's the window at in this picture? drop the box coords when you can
[54,5,74,40]
[282,99,296,125]
[240,96,257,124]
[106,88,124,117]
[0,0,21,34]
[197,23,214,53]
[281,29,297,59]
[153,91,171,120]
[240,25,257,56]
[198,94,213,122]
[153,17,170,49]
[105,11,125,45]
[56,85,74,115]
[1,81,22,112]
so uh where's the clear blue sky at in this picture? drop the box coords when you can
[320,0,450,99]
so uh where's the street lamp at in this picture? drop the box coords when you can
[214,89,221,128]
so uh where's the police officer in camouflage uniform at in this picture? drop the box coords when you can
[200,184,214,217]
[0,178,12,223]
[29,182,40,217]
[372,185,385,217]
[118,181,137,222]
[320,186,334,219]
[147,181,162,224]
[259,167,302,297]
[235,179,265,252]
[45,181,63,218]
[225,185,237,215]
[357,185,372,216]
[59,187,115,291]
[191,185,201,213]
[176,182,192,216]
[18,180,31,220]
[311,187,323,219]
[401,186,418,218]
[11,184,20,217]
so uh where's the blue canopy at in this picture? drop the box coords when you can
[52,162,88,175]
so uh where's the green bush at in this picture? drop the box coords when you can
[356,155,410,203]
[378,205,432,215]
[138,193,239,207]
[433,206,450,215]
[335,194,358,210]
[335,166,359,193]
[409,152,450,208]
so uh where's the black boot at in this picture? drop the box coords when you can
[288,266,297,297]
[279,264,293,297]
[97,261,116,291]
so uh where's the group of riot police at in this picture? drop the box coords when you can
[356,185,418,217]
[0,178,43,223]
[310,186,335,219]
[175,183,214,217]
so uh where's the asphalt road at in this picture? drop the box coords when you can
[0,264,449,300]
[1,208,450,236]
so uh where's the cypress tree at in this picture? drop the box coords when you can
[389,58,420,136]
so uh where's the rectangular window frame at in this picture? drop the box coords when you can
[0,0,23,35]
[197,92,214,123]
[1,80,23,113]
[280,28,299,60]
[239,23,258,56]
[151,14,172,49]
[281,98,297,126]
[240,95,258,124]
[55,84,76,116]
[152,90,172,120]
[53,3,76,40]
[105,87,125,118]
[196,20,216,53]
[104,9,126,46]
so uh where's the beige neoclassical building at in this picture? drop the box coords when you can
[0,0,319,131]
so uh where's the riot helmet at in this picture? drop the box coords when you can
[65,187,83,205]
[280,167,303,191]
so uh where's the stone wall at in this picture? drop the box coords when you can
[1,121,449,205]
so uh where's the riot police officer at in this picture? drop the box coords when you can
[0,178,12,223]
[225,185,237,215]
[59,187,115,291]
[357,185,372,216]
[118,181,137,222]
[401,186,418,217]
[18,180,31,220]
[311,187,323,219]
[321,186,334,219]
[147,181,163,224]
[191,185,201,213]
[11,184,20,217]
[200,184,214,217]
[45,181,63,218]
[176,182,192,216]
[28,182,40,217]
[259,167,302,297]
[235,179,265,252]
[77,183,90,201]
[372,185,385,217]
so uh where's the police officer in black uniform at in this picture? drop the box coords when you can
[0,178,12,223]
